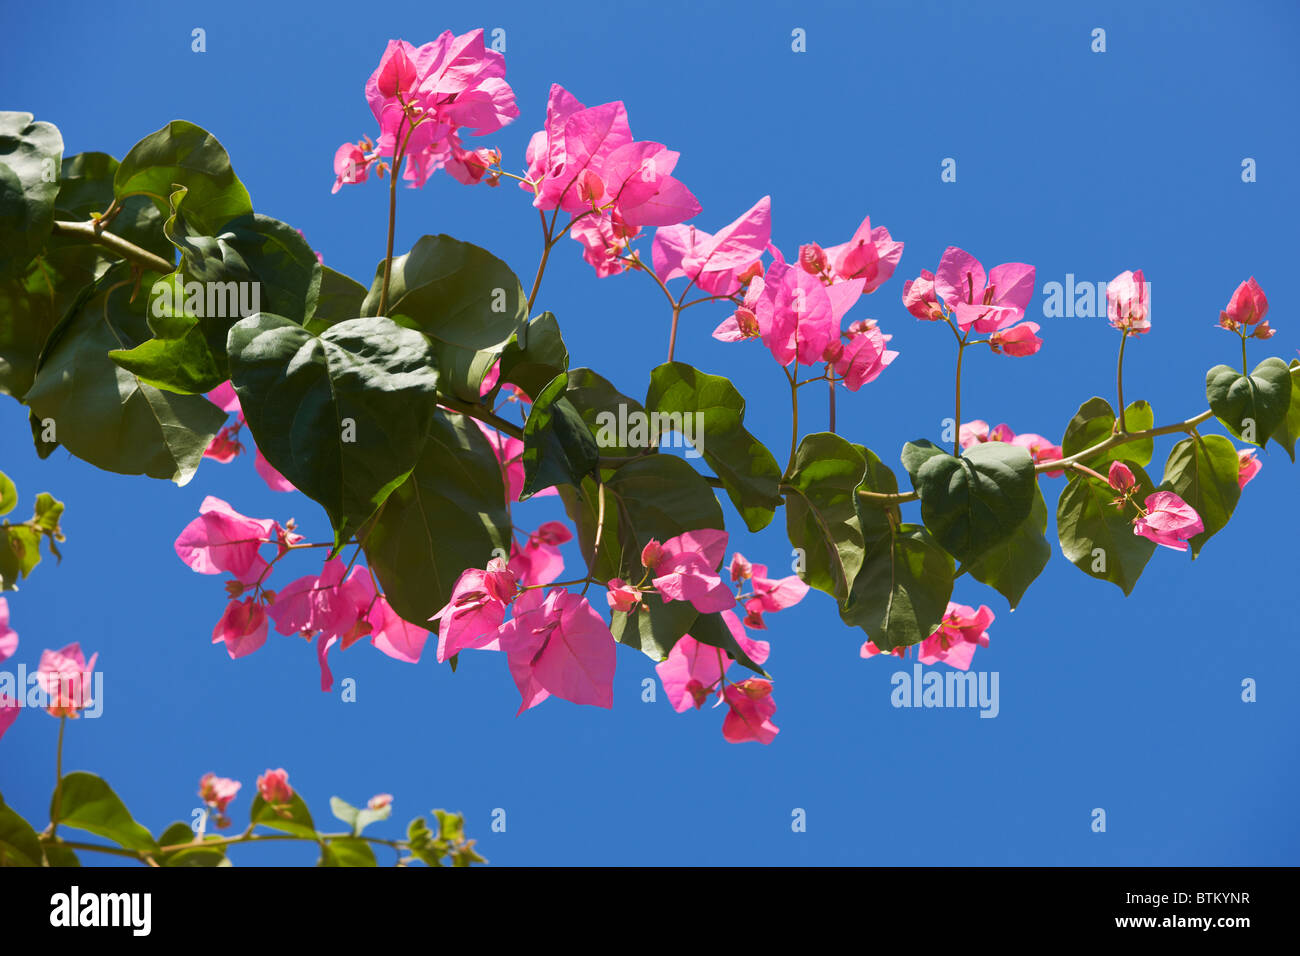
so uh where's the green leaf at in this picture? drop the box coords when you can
[304,267,368,334]
[113,190,324,394]
[320,838,377,867]
[0,471,15,516]
[784,433,866,603]
[23,269,227,485]
[114,121,252,235]
[361,234,527,401]
[52,772,157,853]
[249,792,316,839]
[492,311,568,401]
[329,796,391,836]
[434,809,466,843]
[0,241,111,400]
[1158,434,1241,559]
[963,484,1050,609]
[842,523,954,652]
[910,442,1036,565]
[227,312,440,546]
[843,448,953,650]
[0,794,44,867]
[6,526,41,579]
[362,234,526,351]
[1060,397,1156,468]
[644,362,783,532]
[1056,461,1157,595]
[108,310,223,394]
[1206,358,1292,448]
[1266,359,1300,462]
[0,532,17,590]
[689,609,768,677]
[156,822,227,867]
[520,373,599,499]
[165,190,322,325]
[362,408,510,625]
[2,149,171,399]
[565,368,647,459]
[0,111,62,277]
[573,455,725,581]
[900,439,947,482]
[32,492,64,536]
[609,592,697,661]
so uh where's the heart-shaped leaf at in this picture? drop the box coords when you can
[52,772,158,854]
[1206,358,1292,448]
[228,312,440,546]
[910,442,1036,565]
[1158,434,1241,558]
[1060,396,1156,467]
[114,121,252,235]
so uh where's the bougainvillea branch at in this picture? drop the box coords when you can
[1,23,1296,797]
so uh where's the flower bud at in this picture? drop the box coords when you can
[606,579,641,614]
[256,768,294,805]
[1252,320,1276,339]
[737,260,764,285]
[641,539,665,571]
[484,557,517,604]
[686,679,710,710]
[368,793,393,811]
[835,239,878,281]
[1222,276,1268,326]
[733,307,760,338]
[798,243,827,275]
[1107,460,1136,493]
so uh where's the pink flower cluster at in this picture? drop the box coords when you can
[703,210,902,390]
[522,83,702,275]
[435,530,807,742]
[174,497,427,689]
[902,246,1041,354]
[651,546,808,744]
[333,31,519,193]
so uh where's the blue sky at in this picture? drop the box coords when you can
[2,0,1297,865]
